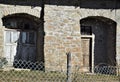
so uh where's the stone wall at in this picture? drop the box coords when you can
[0,0,120,72]
[44,4,120,71]
[44,5,81,71]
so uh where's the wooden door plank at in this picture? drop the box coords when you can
[81,38,91,72]
[29,47,36,62]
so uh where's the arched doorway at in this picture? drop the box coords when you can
[80,16,116,72]
[2,13,44,68]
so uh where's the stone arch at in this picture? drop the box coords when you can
[1,7,41,18]
[80,16,116,25]
[0,7,41,27]
[79,10,116,22]
[2,13,41,26]
[80,16,116,72]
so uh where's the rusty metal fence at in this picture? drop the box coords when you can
[0,58,120,82]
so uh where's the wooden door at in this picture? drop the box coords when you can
[81,38,92,72]
[4,30,20,65]
[20,31,36,62]
[4,30,36,65]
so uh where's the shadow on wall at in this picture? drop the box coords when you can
[0,0,120,9]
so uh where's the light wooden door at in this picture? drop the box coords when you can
[81,38,92,72]
[4,30,20,64]
[4,30,36,64]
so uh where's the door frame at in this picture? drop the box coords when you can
[81,35,95,73]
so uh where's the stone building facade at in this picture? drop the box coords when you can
[0,0,120,72]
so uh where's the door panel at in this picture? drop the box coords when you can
[21,46,29,61]
[11,45,17,62]
[81,38,91,72]
[5,31,11,43]
[4,45,11,64]
[29,47,36,62]
[20,31,36,62]
[5,31,16,64]
[21,32,27,44]
[11,31,19,43]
